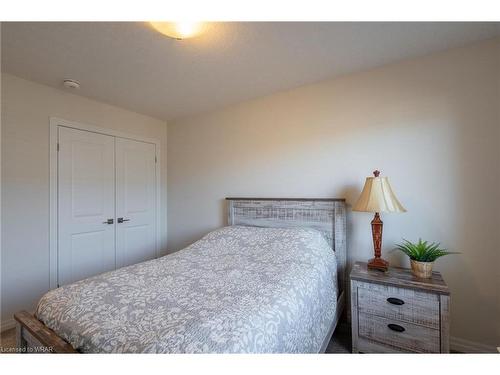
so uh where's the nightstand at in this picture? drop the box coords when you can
[350,261,450,353]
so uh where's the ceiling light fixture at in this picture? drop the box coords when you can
[149,22,206,40]
[62,79,81,89]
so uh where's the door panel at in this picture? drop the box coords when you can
[116,138,156,268]
[58,127,116,286]
[69,231,113,282]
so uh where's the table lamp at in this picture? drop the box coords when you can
[353,170,406,271]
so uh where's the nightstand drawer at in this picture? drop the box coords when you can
[358,312,440,353]
[357,281,440,329]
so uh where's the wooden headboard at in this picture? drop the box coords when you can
[226,197,347,295]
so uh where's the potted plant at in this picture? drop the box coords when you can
[394,239,457,278]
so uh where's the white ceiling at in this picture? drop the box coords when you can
[2,22,499,121]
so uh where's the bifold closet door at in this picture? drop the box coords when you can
[115,138,157,268]
[58,127,116,286]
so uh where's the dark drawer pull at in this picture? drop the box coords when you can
[387,323,405,333]
[387,297,405,305]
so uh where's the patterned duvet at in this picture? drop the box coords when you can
[36,226,338,353]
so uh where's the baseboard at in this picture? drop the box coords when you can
[450,336,497,353]
[1,310,36,333]
[1,318,16,333]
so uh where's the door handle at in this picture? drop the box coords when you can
[103,219,114,224]
[117,218,130,223]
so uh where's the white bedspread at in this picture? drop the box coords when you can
[36,226,338,353]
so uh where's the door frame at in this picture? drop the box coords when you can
[49,117,161,289]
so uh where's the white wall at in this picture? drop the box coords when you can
[168,39,500,349]
[0,73,168,329]
[0,23,3,334]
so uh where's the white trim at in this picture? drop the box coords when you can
[49,120,58,289]
[154,143,161,262]
[49,117,161,290]
[1,318,16,332]
[1,309,36,333]
[50,117,160,145]
[450,336,497,353]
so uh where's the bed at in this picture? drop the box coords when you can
[15,198,347,353]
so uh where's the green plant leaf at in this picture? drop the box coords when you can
[393,238,458,262]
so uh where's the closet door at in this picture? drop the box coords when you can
[58,127,116,286]
[115,138,157,268]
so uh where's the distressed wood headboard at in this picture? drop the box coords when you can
[226,197,347,295]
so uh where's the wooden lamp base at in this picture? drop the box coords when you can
[367,257,389,272]
[367,211,389,272]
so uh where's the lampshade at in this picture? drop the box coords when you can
[352,172,406,213]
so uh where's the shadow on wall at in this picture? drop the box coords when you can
[443,78,500,346]
[336,185,356,264]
